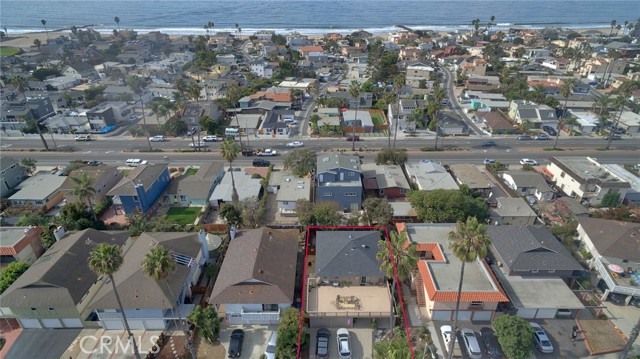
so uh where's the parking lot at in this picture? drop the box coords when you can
[309,327,373,359]
[218,324,277,358]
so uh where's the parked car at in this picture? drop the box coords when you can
[189,141,208,148]
[264,331,277,359]
[149,135,166,142]
[440,325,456,350]
[228,329,244,358]
[481,140,497,147]
[517,135,532,140]
[520,158,538,165]
[125,159,148,167]
[604,134,622,140]
[316,328,330,358]
[543,126,557,136]
[346,135,361,141]
[336,328,351,359]
[252,159,271,167]
[461,329,482,359]
[74,134,92,141]
[530,323,554,354]
[535,133,550,140]
[203,135,220,142]
[608,292,628,305]
[481,327,503,358]
[286,141,304,148]
[629,296,640,308]
[483,159,496,165]
[84,160,103,166]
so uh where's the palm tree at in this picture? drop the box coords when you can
[40,19,49,40]
[142,245,197,359]
[89,244,141,359]
[225,82,244,148]
[24,117,49,151]
[553,78,578,149]
[114,16,120,31]
[610,19,617,37]
[604,49,620,87]
[348,80,361,151]
[71,172,98,221]
[605,93,628,150]
[221,138,240,203]
[10,75,29,100]
[127,76,152,151]
[432,85,446,150]
[187,82,203,151]
[446,217,491,359]
[620,315,640,359]
[377,231,418,327]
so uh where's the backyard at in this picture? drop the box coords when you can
[164,207,201,225]
[185,168,198,176]
[371,113,384,126]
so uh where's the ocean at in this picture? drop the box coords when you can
[1,0,639,36]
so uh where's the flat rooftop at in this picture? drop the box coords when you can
[307,284,392,316]
[0,228,28,247]
[552,157,620,183]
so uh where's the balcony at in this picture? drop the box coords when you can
[306,280,392,318]
[595,258,640,297]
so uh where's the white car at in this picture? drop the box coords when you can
[74,134,92,141]
[149,135,166,142]
[189,141,207,148]
[461,329,482,359]
[286,141,304,148]
[440,325,457,352]
[483,159,496,165]
[520,158,538,166]
[336,328,351,359]
[125,159,148,167]
[531,323,554,354]
[202,135,219,142]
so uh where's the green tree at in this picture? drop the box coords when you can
[187,305,220,344]
[492,315,534,359]
[275,307,307,359]
[33,38,41,48]
[348,80,361,150]
[431,86,446,150]
[127,76,152,151]
[606,93,628,150]
[363,197,393,225]
[295,199,315,227]
[221,139,240,203]
[0,262,30,294]
[89,244,140,359]
[601,192,621,207]
[375,148,408,165]
[373,335,412,359]
[553,77,578,149]
[20,158,37,175]
[446,217,491,359]
[408,189,490,223]
[314,201,343,226]
[219,203,243,225]
[142,245,197,359]
[70,172,97,221]
[283,149,316,176]
[187,81,203,150]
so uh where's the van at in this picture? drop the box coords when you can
[225,128,239,137]
[126,159,148,167]
[264,331,277,359]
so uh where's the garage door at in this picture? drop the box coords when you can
[517,308,537,319]
[471,311,493,321]
[431,311,451,321]
[20,319,42,328]
[128,320,145,330]
[62,318,83,328]
[310,317,353,328]
[455,311,472,321]
[103,320,125,330]
[42,318,63,328]
[535,309,557,319]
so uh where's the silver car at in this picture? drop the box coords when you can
[461,328,482,359]
[531,322,554,354]
[336,328,351,359]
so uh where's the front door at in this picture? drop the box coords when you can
[360,276,366,285]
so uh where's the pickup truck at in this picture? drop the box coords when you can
[256,149,278,156]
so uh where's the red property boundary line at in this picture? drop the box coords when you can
[296,225,415,359]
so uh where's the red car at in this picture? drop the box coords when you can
[346,136,361,141]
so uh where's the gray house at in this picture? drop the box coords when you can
[166,162,225,207]
[316,153,363,211]
[501,170,554,201]
[1,157,26,198]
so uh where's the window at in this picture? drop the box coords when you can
[282,201,289,205]
[262,304,278,312]
[345,192,356,197]
[531,269,539,274]
[470,301,483,307]
[133,195,139,202]
[322,192,333,197]
[548,269,555,273]
[348,172,355,176]
[379,189,385,194]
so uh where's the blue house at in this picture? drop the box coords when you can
[316,153,363,212]
[107,163,170,215]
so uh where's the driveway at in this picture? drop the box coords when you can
[218,324,277,359]
[309,327,373,359]
[5,328,82,359]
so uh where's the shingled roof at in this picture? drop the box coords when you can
[107,163,168,196]
[576,217,640,262]
[315,230,383,277]
[209,228,298,305]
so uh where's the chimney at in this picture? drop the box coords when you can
[230,225,237,240]
[53,226,66,241]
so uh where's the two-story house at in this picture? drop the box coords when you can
[58,164,123,204]
[307,230,393,328]
[62,62,99,81]
[0,226,45,266]
[8,172,66,210]
[166,162,225,206]
[85,101,128,131]
[1,157,26,198]
[0,94,55,130]
[107,163,171,215]
[268,171,312,216]
[546,157,630,206]
[486,225,585,319]
[398,223,509,321]
[508,100,558,129]
[405,63,434,88]
[316,153,363,212]
[209,228,298,324]
[501,170,554,201]
[404,160,459,191]
[250,60,275,78]
[361,163,411,199]
[490,197,538,225]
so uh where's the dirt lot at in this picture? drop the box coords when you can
[195,335,226,359]
[578,319,626,355]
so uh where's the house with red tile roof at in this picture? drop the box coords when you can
[397,223,509,321]
[298,46,324,58]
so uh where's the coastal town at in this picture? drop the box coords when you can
[1,16,640,359]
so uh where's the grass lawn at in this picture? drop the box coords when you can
[185,168,198,176]
[0,47,21,56]
[371,113,384,125]
[164,207,201,225]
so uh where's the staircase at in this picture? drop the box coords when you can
[415,271,426,307]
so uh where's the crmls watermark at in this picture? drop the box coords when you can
[80,335,160,355]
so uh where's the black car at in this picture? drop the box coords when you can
[481,327,503,358]
[543,126,557,136]
[316,328,330,358]
[481,140,497,147]
[608,292,628,305]
[228,329,244,358]
[252,159,271,167]
[630,296,640,308]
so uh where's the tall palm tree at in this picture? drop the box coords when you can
[446,217,491,359]
[127,76,152,151]
[348,80,361,151]
[620,315,640,359]
[10,75,29,100]
[221,138,240,203]
[142,245,197,359]
[114,16,121,31]
[187,82,203,151]
[392,74,406,149]
[432,86,446,150]
[553,78,578,149]
[604,49,620,87]
[226,82,244,148]
[71,172,98,221]
[605,93,628,150]
[377,231,418,327]
[40,19,49,40]
[89,244,141,359]
[23,117,49,151]
[610,19,617,37]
